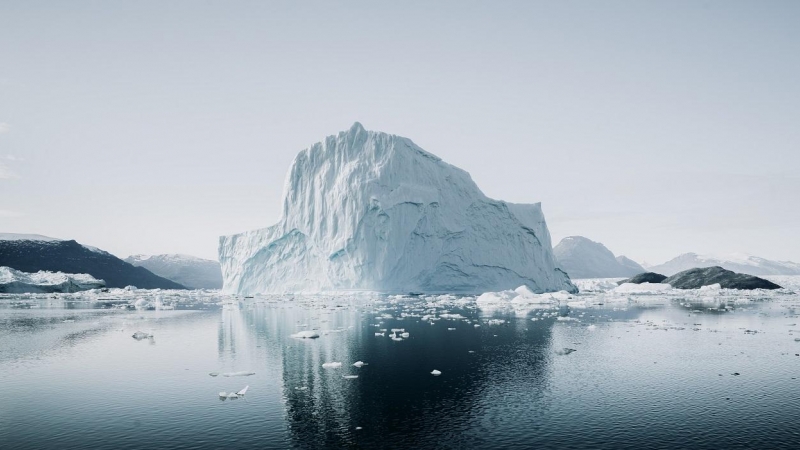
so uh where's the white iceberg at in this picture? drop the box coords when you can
[322,362,342,369]
[613,282,673,293]
[0,266,105,293]
[431,370,442,376]
[222,371,256,377]
[219,123,575,295]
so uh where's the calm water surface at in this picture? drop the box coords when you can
[2,284,800,449]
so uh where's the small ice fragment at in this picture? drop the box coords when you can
[447,328,456,331]
[291,331,320,339]
[132,331,151,340]
[343,375,359,379]
[375,332,385,337]
[322,362,342,369]
[219,391,228,398]
[227,393,239,399]
[391,336,403,341]
[474,324,480,328]
[355,427,363,431]
[236,385,249,396]
[431,370,442,376]
[209,372,220,377]
[295,386,308,391]
[400,332,410,338]
[353,361,367,368]
[222,371,256,377]
[555,348,577,356]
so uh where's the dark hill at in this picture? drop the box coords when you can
[617,272,668,285]
[0,239,185,289]
[662,266,781,290]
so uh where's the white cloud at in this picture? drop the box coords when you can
[0,162,18,179]
[0,123,9,134]
[0,209,24,218]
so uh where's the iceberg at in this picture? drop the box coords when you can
[0,266,105,293]
[219,123,575,295]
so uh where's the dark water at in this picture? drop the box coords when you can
[2,292,800,449]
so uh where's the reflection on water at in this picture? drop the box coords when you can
[2,285,800,449]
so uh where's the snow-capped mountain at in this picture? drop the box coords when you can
[0,237,185,289]
[0,266,105,293]
[553,236,645,279]
[648,253,800,277]
[125,254,222,289]
[219,122,575,294]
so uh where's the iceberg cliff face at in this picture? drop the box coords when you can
[219,123,575,294]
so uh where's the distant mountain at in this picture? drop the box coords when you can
[648,253,800,277]
[553,236,645,279]
[0,237,185,289]
[125,254,222,289]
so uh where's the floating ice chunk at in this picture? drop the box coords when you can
[700,283,722,291]
[613,283,672,293]
[219,391,228,398]
[209,372,220,377]
[227,393,239,399]
[431,370,442,376]
[474,324,480,328]
[290,331,320,339]
[236,385,249,396]
[131,331,152,340]
[440,313,466,320]
[555,348,577,355]
[353,361,367,368]
[343,375,359,379]
[391,336,403,341]
[222,371,256,377]
[375,332,385,337]
[400,332,409,338]
[447,327,456,331]
[557,317,578,322]
[322,362,342,369]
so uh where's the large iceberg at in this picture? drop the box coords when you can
[219,123,575,295]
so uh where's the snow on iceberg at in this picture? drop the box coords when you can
[0,266,105,293]
[219,123,575,295]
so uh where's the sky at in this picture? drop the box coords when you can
[1,0,799,264]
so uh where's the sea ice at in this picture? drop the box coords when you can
[290,330,320,339]
[222,371,256,377]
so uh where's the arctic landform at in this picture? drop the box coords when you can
[219,123,575,295]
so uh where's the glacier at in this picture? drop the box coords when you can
[219,122,576,295]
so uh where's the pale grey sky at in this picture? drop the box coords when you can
[1,1,798,264]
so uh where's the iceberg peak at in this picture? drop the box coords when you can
[219,124,576,294]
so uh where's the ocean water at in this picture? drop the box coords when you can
[2,278,800,450]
